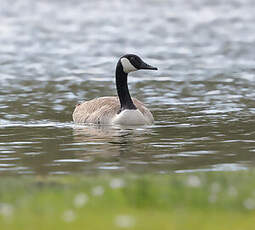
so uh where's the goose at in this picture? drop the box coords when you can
[72,54,158,125]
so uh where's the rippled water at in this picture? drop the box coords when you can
[1,0,255,175]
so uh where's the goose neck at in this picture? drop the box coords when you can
[115,61,136,110]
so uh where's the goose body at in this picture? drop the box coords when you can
[73,54,157,125]
[73,96,154,125]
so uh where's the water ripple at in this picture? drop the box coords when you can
[0,0,255,175]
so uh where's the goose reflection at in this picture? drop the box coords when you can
[73,124,151,140]
[72,124,153,168]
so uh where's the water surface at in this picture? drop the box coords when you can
[1,0,255,175]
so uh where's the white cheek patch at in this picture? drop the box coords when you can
[120,58,138,73]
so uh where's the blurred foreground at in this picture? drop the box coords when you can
[1,172,255,230]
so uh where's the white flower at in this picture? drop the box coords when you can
[0,203,13,218]
[73,193,88,208]
[62,210,76,222]
[114,215,135,228]
[211,182,221,193]
[228,186,238,197]
[110,178,125,189]
[243,198,255,210]
[91,186,104,196]
[186,175,201,187]
[208,193,217,203]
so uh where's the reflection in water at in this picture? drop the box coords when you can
[73,125,153,172]
[0,0,255,175]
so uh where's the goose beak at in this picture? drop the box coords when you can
[140,61,158,70]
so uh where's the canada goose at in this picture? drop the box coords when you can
[73,54,158,125]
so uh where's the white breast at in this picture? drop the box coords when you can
[112,109,151,125]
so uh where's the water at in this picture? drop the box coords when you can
[0,0,255,175]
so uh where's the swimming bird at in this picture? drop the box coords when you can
[73,54,158,125]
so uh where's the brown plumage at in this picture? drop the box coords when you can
[72,96,154,124]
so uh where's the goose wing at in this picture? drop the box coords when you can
[73,97,119,124]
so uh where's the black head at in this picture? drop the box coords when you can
[119,54,158,73]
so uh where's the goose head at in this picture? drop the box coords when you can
[119,54,158,74]
[115,54,158,111]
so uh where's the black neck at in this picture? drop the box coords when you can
[115,61,137,111]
